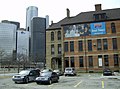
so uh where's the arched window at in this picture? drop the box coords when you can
[111,22,116,33]
[51,32,54,41]
[57,31,61,40]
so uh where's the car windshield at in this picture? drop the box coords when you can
[19,70,30,75]
[41,69,52,73]
[66,68,72,71]
[40,72,52,77]
[53,70,59,72]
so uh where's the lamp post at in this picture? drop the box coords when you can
[84,35,88,73]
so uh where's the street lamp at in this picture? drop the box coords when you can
[84,36,88,73]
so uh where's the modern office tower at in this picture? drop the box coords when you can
[45,15,49,29]
[0,23,17,60]
[26,6,38,36]
[1,20,20,61]
[17,28,29,61]
[31,17,46,66]
[1,20,20,29]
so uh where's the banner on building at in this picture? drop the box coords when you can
[90,22,106,35]
[63,24,90,38]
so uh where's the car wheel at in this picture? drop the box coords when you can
[25,77,29,83]
[49,79,52,85]
[56,78,59,83]
[15,81,18,84]
[36,82,40,84]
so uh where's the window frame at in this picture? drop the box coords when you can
[79,56,84,67]
[88,40,92,51]
[51,32,54,41]
[78,40,83,51]
[70,41,74,52]
[57,31,61,40]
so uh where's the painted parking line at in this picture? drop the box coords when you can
[102,81,104,88]
[74,81,82,88]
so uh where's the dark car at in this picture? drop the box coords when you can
[12,69,40,84]
[35,72,59,85]
[103,68,113,76]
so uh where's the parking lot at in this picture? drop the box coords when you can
[0,73,120,89]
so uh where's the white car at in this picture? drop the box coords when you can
[64,67,76,76]
[53,69,63,76]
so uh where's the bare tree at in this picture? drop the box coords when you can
[0,48,6,68]
[4,54,13,71]
[17,52,28,72]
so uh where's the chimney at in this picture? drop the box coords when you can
[95,4,102,11]
[66,8,70,18]
[51,20,53,25]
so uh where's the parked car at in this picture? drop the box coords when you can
[12,69,40,84]
[103,68,113,76]
[64,67,76,76]
[53,69,63,76]
[40,68,53,73]
[35,71,59,85]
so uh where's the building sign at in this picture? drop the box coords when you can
[90,22,106,35]
[63,24,90,38]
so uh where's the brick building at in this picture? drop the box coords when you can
[46,4,120,72]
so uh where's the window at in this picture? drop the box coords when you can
[93,14,99,20]
[58,44,61,54]
[88,40,92,51]
[79,56,84,67]
[57,31,61,40]
[101,13,107,19]
[70,41,74,52]
[51,44,54,55]
[103,39,108,50]
[70,57,74,67]
[78,41,83,51]
[64,57,69,67]
[64,42,68,52]
[104,55,109,66]
[114,54,119,66]
[88,56,93,67]
[97,39,102,50]
[111,22,116,33]
[93,13,106,20]
[51,32,54,41]
[112,38,117,50]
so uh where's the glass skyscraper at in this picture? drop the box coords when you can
[31,17,46,64]
[26,6,38,36]
[0,23,17,59]
[17,30,29,60]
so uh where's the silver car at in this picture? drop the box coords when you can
[64,67,76,76]
[12,69,40,84]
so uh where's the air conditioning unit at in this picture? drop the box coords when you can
[93,43,96,46]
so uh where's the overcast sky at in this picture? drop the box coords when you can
[0,0,119,28]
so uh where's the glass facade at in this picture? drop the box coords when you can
[17,30,29,59]
[31,17,46,63]
[26,6,38,36]
[0,23,17,58]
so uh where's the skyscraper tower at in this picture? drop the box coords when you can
[26,6,38,36]
[31,17,46,65]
